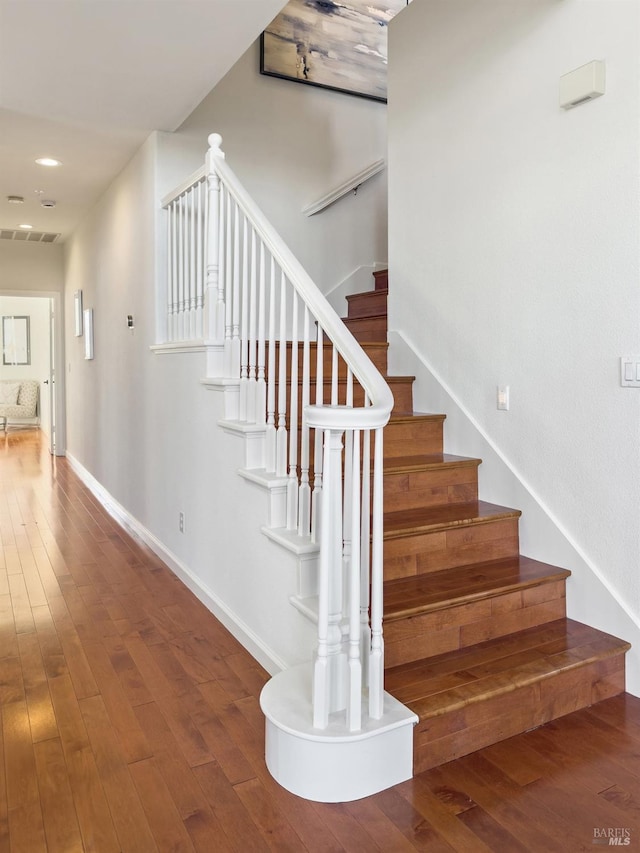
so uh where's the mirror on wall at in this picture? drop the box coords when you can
[2,315,30,366]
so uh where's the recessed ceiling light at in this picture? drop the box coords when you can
[35,158,61,167]
[18,223,33,230]
[7,195,24,204]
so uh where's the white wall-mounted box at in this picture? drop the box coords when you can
[559,60,605,109]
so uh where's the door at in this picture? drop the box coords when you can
[43,298,56,453]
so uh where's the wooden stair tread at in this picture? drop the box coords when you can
[276,341,389,351]
[288,373,414,386]
[373,269,388,290]
[383,555,571,620]
[346,289,388,316]
[292,341,389,362]
[313,341,389,356]
[346,292,388,318]
[343,312,387,321]
[382,452,480,474]
[383,500,522,539]
[346,287,388,299]
[385,618,631,718]
[388,411,446,423]
[342,315,387,341]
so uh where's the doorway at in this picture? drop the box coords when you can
[0,291,65,455]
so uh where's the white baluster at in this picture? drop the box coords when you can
[189,186,196,339]
[205,133,224,344]
[172,200,179,341]
[256,242,267,425]
[298,306,311,537]
[218,186,226,344]
[230,199,241,378]
[177,195,185,340]
[195,180,204,339]
[342,364,354,624]
[276,271,288,478]
[311,324,324,544]
[360,421,371,679]
[348,428,362,732]
[331,345,338,405]
[342,366,354,702]
[202,176,208,338]
[369,426,385,720]
[313,427,344,729]
[247,229,257,424]
[167,201,174,341]
[184,191,190,337]
[287,291,299,530]
[224,191,233,376]
[265,257,277,473]
[314,428,330,730]
[239,215,249,421]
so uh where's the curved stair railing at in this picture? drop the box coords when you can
[162,133,394,735]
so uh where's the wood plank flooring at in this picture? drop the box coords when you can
[0,429,638,851]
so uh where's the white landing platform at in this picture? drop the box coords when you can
[260,663,417,803]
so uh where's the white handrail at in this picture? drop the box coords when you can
[209,138,393,427]
[302,159,386,217]
[161,165,206,208]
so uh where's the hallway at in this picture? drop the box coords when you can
[0,430,638,852]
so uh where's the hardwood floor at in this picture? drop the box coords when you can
[0,429,638,852]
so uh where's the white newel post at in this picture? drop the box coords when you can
[205,134,225,355]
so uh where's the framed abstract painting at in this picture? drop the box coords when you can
[260,0,408,103]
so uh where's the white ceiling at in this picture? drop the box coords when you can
[0,0,285,242]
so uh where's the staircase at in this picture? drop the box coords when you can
[162,137,631,802]
[341,268,630,774]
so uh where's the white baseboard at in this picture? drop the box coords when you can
[64,451,287,675]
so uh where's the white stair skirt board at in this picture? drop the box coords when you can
[261,664,417,803]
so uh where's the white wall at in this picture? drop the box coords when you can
[0,240,63,292]
[63,132,316,670]
[0,296,51,436]
[388,0,640,688]
[175,40,389,294]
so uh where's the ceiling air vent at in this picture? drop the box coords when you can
[0,229,60,243]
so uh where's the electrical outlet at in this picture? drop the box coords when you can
[497,385,510,411]
[179,512,185,533]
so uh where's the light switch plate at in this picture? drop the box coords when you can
[620,356,640,387]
